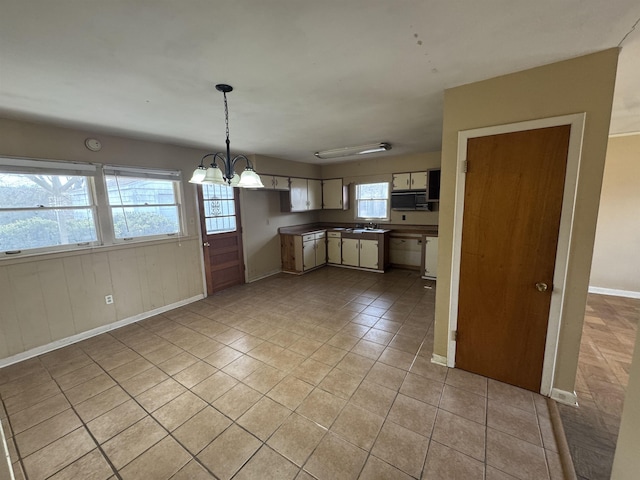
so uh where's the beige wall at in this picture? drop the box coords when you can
[0,118,206,360]
[320,152,441,225]
[241,155,321,281]
[242,152,442,281]
[434,49,619,393]
[611,325,640,479]
[590,134,640,294]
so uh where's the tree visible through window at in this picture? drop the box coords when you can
[355,182,390,220]
[0,173,98,252]
[104,168,182,240]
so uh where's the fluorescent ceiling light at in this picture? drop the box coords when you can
[314,142,391,160]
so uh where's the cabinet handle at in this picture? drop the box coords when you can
[411,177,414,185]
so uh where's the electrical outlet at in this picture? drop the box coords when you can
[105,295,114,305]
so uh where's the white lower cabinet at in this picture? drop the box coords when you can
[423,236,438,279]
[327,232,342,264]
[359,239,379,269]
[342,238,378,269]
[342,238,359,266]
[302,232,326,271]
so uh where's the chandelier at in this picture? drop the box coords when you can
[189,84,264,188]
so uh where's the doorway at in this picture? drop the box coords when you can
[197,184,245,295]
[448,114,586,395]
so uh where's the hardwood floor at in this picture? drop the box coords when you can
[558,293,639,480]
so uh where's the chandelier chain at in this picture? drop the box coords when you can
[223,92,230,142]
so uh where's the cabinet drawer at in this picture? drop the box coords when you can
[327,231,341,238]
[314,232,326,240]
[302,233,315,243]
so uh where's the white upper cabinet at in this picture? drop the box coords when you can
[322,178,348,210]
[289,178,309,211]
[283,178,322,212]
[392,173,411,190]
[392,171,427,191]
[410,171,427,190]
[308,179,322,210]
[271,176,290,191]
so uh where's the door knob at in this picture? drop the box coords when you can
[535,282,548,292]
[203,242,210,247]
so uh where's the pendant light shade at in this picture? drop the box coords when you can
[203,164,225,185]
[190,84,264,188]
[237,167,265,188]
[189,166,207,184]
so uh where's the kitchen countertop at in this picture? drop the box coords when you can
[278,223,436,236]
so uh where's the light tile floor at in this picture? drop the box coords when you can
[1,268,564,480]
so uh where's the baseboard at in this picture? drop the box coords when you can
[551,388,579,407]
[547,397,578,480]
[431,353,448,367]
[247,269,282,283]
[588,286,640,299]
[0,294,204,369]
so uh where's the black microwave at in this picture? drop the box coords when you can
[391,191,429,211]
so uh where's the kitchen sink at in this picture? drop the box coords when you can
[348,228,385,233]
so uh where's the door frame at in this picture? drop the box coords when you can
[447,113,586,396]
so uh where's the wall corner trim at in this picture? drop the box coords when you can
[588,286,640,299]
[0,417,14,480]
[551,388,579,407]
[0,294,205,369]
[431,353,448,367]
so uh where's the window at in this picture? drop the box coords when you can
[0,158,99,254]
[202,184,236,234]
[104,166,182,240]
[355,182,390,220]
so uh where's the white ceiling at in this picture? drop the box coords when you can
[1,1,639,164]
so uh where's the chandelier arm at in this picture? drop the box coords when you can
[200,153,217,167]
[231,154,253,171]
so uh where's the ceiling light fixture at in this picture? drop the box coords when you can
[314,142,391,160]
[189,84,264,188]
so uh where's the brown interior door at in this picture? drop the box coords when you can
[198,184,245,295]
[456,125,571,392]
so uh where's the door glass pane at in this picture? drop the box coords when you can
[202,184,237,234]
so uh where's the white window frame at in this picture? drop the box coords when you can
[0,157,101,257]
[354,181,390,221]
[103,165,184,243]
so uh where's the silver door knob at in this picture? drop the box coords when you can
[203,242,210,247]
[535,282,548,292]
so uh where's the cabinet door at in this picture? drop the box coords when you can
[327,237,341,264]
[303,240,316,270]
[307,179,322,210]
[289,178,308,211]
[410,171,427,190]
[359,239,379,269]
[341,238,359,266]
[273,176,290,191]
[423,236,438,278]
[392,173,411,190]
[315,237,327,266]
[322,178,343,209]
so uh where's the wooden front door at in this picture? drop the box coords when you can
[456,125,570,392]
[198,184,245,295]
